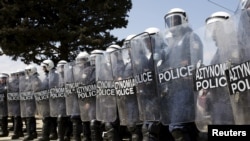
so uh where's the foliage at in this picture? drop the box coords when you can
[0,0,132,64]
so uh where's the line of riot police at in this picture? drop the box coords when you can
[1,2,250,141]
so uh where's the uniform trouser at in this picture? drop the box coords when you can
[90,120,102,141]
[142,121,161,141]
[102,118,121,141]
[159,124,174,141]
[57,116,70,141]
[0,116,9,137]
[50,117,58,139]
[71,115,82,141]
[169,122,199,141]
[11,116,24,139]
[23,117,37,141]
[65,117,73,139]
[38,117,52,141]
[82,121,91,141]
[127,123,143,141]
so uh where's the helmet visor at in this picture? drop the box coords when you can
[165,14,182,28]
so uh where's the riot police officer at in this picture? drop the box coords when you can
[56,60,72,141]
[73,51,90,141]
[88,49,105,141]
[96,44,122,141]
[22,65,38,141]
[7,70,25,139]
[163,8,203,141]
[64,58,81,141]
[0,73,9,137]
[205,11,236,125]
[74,51,102,141]
[38,59,58,141]
[236,0,250,124]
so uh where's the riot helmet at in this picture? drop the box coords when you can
[10,71,19,78]
[57,60,67,73]
[206,11,230,25]
[0,73,9,85]
[41,59,54,72]
[144,27,163,62]
[164,8,188,29]
[144,27,160,35]
[25,65,37,76]
[205,11,230,40]
[75,51,89,64]
[106,44,121,53]
[17,69,26,77]
[123,34,136,48]
[89,49,104,66]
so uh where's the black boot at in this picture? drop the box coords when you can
[30,117,37,139]
[57,116,67,141]
[142,122,160,141]
[0,116,9,137]
[71,116,82,141]
[23,117,37,141]
[82,121,91,141]
[11,116,24,139]
[103,122,120,141]
[128,124,143,141]
[37,117,51,141]
[64,117,72,141]
[170,122,200,141]
[90,120,102,141]
[49,117,58,140]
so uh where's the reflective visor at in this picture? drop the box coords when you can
[165,14,182,28]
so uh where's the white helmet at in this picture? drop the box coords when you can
[57,60,67,72]
[241,0,250,9]
[75,51,89,64]
[144,27,160,35]
[57,60,67,67]
[123,34,136,48]
[206,11,230,25]
[25,65,37,76]
[0,73,9,84]
[89,49,104,65]
[125,34,136,41]
[10,70,25,77]
[90,49,104,57]
[0,73,9,78]
[106,44,121,53]
[164,8,188,28]
[41,59,54,71]
[17,69,25,76]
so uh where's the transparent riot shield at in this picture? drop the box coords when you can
[155,24,203,126]
[55,65,67,117]
[96,52,117,123]
[74,61,97,121]
[193,17,239,131]
[7,73,21,117]
[110,47,140,126]
[130,33,160,121]
[20,74,37,117]
[64,61,80,116]
[225,11,250,125]
[34,72,50,117]
[0,76,8,117]
[49,69,66,117]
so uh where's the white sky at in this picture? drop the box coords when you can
[0,0,240,75]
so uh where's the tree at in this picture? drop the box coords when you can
[0,0,132,64]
